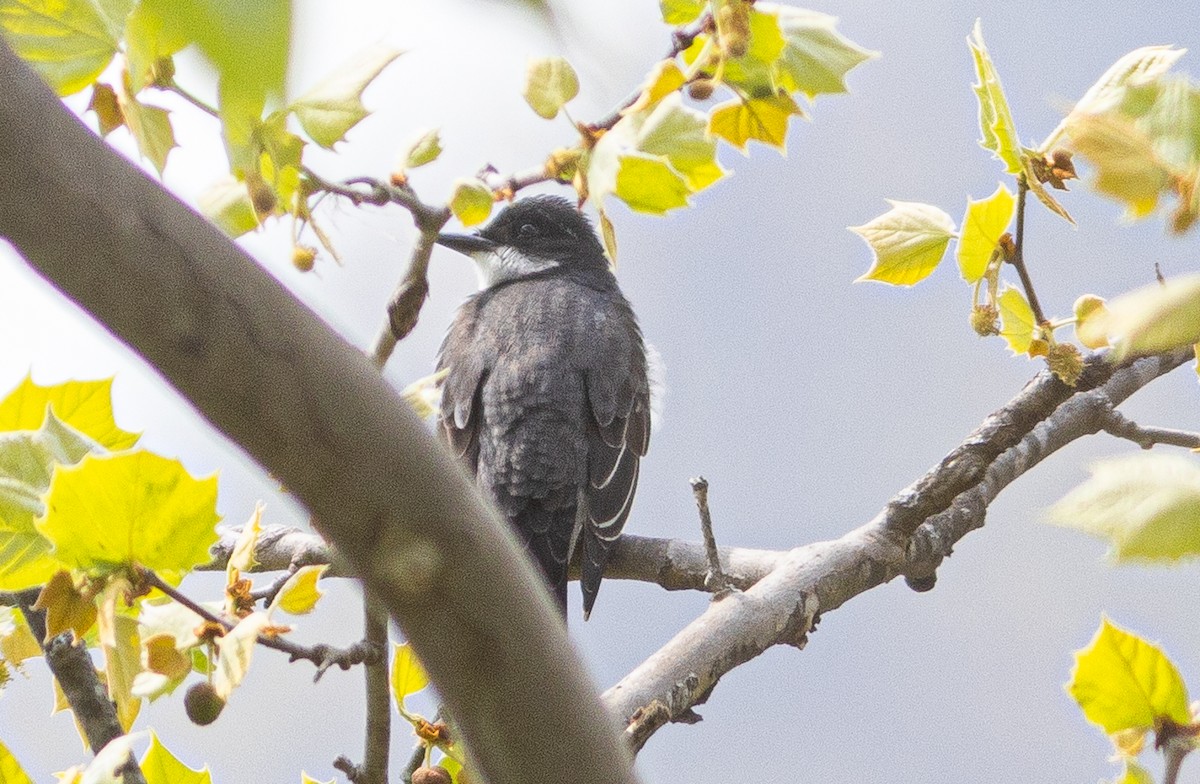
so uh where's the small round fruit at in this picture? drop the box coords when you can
[687,79,715,100]
[184,681,225,726]
[292,245,317,272]
[411,765,452,784]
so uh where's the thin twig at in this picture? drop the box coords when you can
[159,81,219,118]
[399,742,427,784]
[1008,177,1047,325]
[690,477,733,598]
[357,593,392,784]
[368,219,447,366]
[1100,407,1200,449]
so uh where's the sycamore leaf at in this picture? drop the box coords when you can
[34,570,97,640]
[709,93,803,153]
[197,177,259,238]
[624,60,687,116]
[765,4,878,98]
[1049,452,1200,562]
[997,286,1036,354]
[523,57,579,120]
[1111,762,1154,784]
[291,44,402,149]
[956,184,1015,283]
[104,614,142,731]
[659,0,704,25]
[717,8,785,98]
[1067,617,1190,734]
[438,757,464,784]
[850,200,957,286]
[0,375,138,450]
[0,0,120,95]
[130,633,191,700]
[598,207,618,263]
[269,564,328,615]
[391,641,429,713]
[614,155,691,215]
[1089,274,1200,359]
[448,179,493,227]
[1073,294,1111,349]
[0,739,34,784]
[400,369,447,420]
[228,505,262,577]
[212,610,270,699]
[967,20,1023,175]
[140,733,211,784]
[397,128,442,171]
[88,82,124,136]
[1067,111,1171,220]
[0,606,42,669]
[300,774,335,784]
[635,95,725,191]
[116,77,176,175]
[37,451,219,580]
[123,0,188,92]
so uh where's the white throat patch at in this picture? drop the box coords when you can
[471,247,559,289]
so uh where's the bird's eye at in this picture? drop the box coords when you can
[518,223,540,238]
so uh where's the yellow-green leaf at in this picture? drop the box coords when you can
[0,739,34,784]
[269,564,328,616]
[1067,617,1190,734]
[37,451,220,580]
[997,286,1036,354]
[967,20,1022,175]
[104,614,142,731]
[523,56,579,120]
[0,606,42,669]
[614,154,691,215]
[448,179,493,227]
[659,0,704,25]
[624,60,688,116]
[197,177,259,238]
[397,128,442,170]
[123,0,187,93]
[391,641,429,712]
[598,207,617,263]
[1067,111,1171,220]
[1074,294,1110,349]
[291,44,403,149]
[1110,761,1154,784]
[1049,452,1200,562]
[0,375,138,450]
[228,505,262,577]
[401,369,447,421]
[709,93,803,153]
[717,8,785,98]
[116,79,176,175]
[1092,274,1200,359]
[0,0,120,95]
[765,4,877,98]
[956,183,1015,283]
[300,773,334,784]
[212,610,269,699]
[140,732,211,784]
[850,200,956,286]
[130,633,191,700]
[635,95,724,191]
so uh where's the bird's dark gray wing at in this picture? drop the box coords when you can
[436,315,486,473]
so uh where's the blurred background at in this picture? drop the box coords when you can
[3,1,1200,781]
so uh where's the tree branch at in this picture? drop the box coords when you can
[0,40,636,784]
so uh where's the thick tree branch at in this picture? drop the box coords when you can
[601,349,1191,748]
[0,41,635,784]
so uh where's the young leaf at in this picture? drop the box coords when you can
[1073,294,1110,350]
[1111,762,1154,784]
[0,739,34,784]
[391,641,429,712]
[967,20,1023,175]
[1067,111,1171,220]
[269,564,328,616]
[131,633,192,700]
[624,60,688,116]
[716,8,785,98]
[123,0,188,93]
[212,611,270,699]
[997,286,1036,354]
[523,57,580,119]
[197,177,260,238]
[228,505,263,578]
[448,179,494,227]
[397,128,442,171]
[1067,617,1190,734]
[1049,452,1200,562]
[87,732,147,784]
[104,614,143,731]
[116,77,177,175]
[33,570,97,640]
[1090,273,1200,359]
[0,606,42,670]
[0,375,138,450]
[0,0,120,95]
[400,369,448,421]
[614,155,691,215]
[850,201,957,286]
[660,0,705,25]
[766,4,878,99]
[290,45,403,149]
[634,95,725,191]
[956,184,1015,283]
[300,774,335,784]
[709,93,804,154]
[37,451,220,581]
[140,732,212,784]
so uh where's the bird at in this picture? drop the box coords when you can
[434,195,651,619]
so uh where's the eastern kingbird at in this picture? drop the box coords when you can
[435,195,651,619]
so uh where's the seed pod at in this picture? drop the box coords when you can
[184,681,225,726]
[411,765,453,784]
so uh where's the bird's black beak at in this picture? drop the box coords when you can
[435,232,496,256]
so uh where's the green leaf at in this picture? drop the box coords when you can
[709,93,803,153]
[967,20,1023,175]
[1110,761,1154,784]
[1049,452,1200,562]
[397,128,442,170]
[269,564,327,616]
[0,0,120,95]
[291,44,403,149]
[1067,111,1171,220]
[624,59,688,116]
[0,606,42,669]
[212,610,269,699]
[850,200,956,286]
[37,451,219,580]
[0,413,97,590]
[0,375,138,450]
[614,154,691,215]
[1087,273,1200,359]
[634,94,724,191]
[104,614,142,731]
[659,0,704,25]
[997,286,1036,354]
[391,641,429,713]
[116,78,177,175]
[765,4,877,98]
[956,184,1015,283]
[523,56,579,120]
[718,8,786,98]
[448,179,493,227]
[140,732,212,784]
[123,0,186,93]
[1073,294,1111,349]
[197,177,259,237]
[0,739,34,784]
[1067,617,1190,734]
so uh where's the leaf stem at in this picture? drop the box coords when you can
[161,81,219,118]
[1008,177,1047,325]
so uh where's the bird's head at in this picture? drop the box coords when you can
[436,195,608,288]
